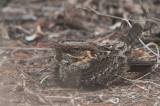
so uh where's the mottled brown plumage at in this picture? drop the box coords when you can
[52,41,129,89]
[51,24,155,89]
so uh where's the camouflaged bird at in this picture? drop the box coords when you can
[51,23,154,89]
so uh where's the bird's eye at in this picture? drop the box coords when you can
[70,48,79,51]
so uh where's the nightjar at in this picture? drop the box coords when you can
[51,23,144,89]
[52,41,129,89]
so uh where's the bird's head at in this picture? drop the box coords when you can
[55,41,98,66]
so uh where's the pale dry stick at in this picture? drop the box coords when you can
[95,18,132,43]
[0,47,53,50]
[88,6,132,28]
[77,6,160,24]
[16,55,54,61]
[11,48,54,85]
[136,80,160,87]
[45,96,75,106]
[138,0,149,18]
[87,6,127,21]
[117,75,160,87]
[136,69,156,81]
[40,75,50,84]
[136,40,160,80]
[138,0,160,78]
[10,47,40,85]
[135,84,148,91]
[122,14,132,28]
[122,18,132,28]
[151,17,160,22]
[0,46,54,67]
[139,39,160,67]
[16,65,39,85]
[0,47,54,65]
[44,87,78,91]
[1,46,50,51]
[94,31,115,43]
[88,8,132,43]
[15,25,32,35]
[22,85,54,106]
[0,55,54,64]
[146,42,160,66]
[139,38,160,58]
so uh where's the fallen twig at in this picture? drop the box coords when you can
[45,96,75,106]
[117,75,160,87]
[139,38,160,58]
[15,65,40,85]
[77,6,160,24]
[88,6,132,28]
[136,39,160,80]
[40,75,50,84]
[21,84,54,106]
[0,47,53,50]
[15,25,32,35]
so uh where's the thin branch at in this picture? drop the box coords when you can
[15,26,32,35]
[139,38,160,58]
[146,42,160,67]
[15,65,39,85]
[151,17,160,22]
[22,85,54,106]
[136,69,155,80]
[88,6,133,28]
[77,6,160,24]
[40,75,50,84]
[45,96,75,106]
[137,39,160,80]
[94,31,115,43]
[122,18,132,28]
[15,55,54,61]
[0,47,53,50]
[135,84,148,91]
[138,0,149,18]
[117,75,160,87]
[87,6,124,20]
